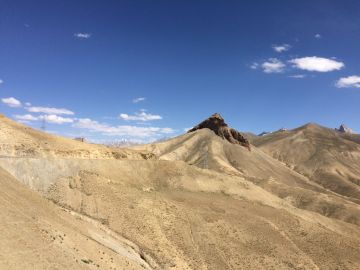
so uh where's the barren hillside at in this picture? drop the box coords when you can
[0,166,157,270]
[0,114,153,160]
[1,114,360,269]
[253,123,360,201]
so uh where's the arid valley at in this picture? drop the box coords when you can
[1,113,360,269]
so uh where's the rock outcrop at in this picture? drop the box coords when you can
[188,113,251,150]
[335,124,356,134]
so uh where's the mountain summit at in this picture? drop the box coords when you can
[188,113,251,150]
[335,124,356,134]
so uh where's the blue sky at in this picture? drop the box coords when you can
[1,0,360,142]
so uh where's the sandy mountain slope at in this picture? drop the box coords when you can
[5,156,360,270]
[0,166,157,270]
[1,114,360,269]
[252,123,360,202]
[134,128,360,225]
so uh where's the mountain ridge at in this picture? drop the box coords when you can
[1,114,360,269]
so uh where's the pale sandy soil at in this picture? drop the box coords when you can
[1,115,360,269]
[0,167,157,270]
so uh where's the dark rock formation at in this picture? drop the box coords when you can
[335,124,356,134]
[188,113,251,150]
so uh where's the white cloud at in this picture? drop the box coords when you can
[119,110,162,121]
[40,114,74,124]
[315,34,322,39]
[250,62,259,69]
[74,118,111,132]
[132,97,146,103]
[335,75,360,88]
[0,79,3,84]
[272,44,291,53]
[14,114,74,124]
[14,114,38,121]
[1,97,22,108]
[289,56,344,72]
[74,33,91,39]
[289,74,306,79]
[73,118,174,138]
[261,58,285,73]
[26,106,74,115]
[25,102,31,106]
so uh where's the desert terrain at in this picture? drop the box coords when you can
[1,113,360,269]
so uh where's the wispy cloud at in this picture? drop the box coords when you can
[74,33,92,39]
[289,57,344,72]
[132,97,146,103]
[289,74,306,79]
[1,97,22,108]
[40,114,74,124]
[250,62,259,70]
[315,34,322,39]
[0,79,3,84]
[261,58,285,73]
[272,44,291,53]
[73,118,174,138]
[26,106,75,115]
[119,110,162,121]
[14,114,74,124]
[336,75,360,88]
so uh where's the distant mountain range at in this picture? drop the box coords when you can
[258,124,356,137]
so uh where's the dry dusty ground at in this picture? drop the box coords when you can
[0,167,157,270]
[1,115,360,269]
[135,128,360,226]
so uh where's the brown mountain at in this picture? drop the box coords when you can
[188,113,251,150]
[1,114,360,269]
[137,124,360,226]
[252,123,360,203]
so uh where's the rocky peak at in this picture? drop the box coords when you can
[188,113,251,150]
[335,124,356,134]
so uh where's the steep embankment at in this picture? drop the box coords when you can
[0,166,157,270]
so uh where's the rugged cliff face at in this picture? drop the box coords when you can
[188,113,251,150]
